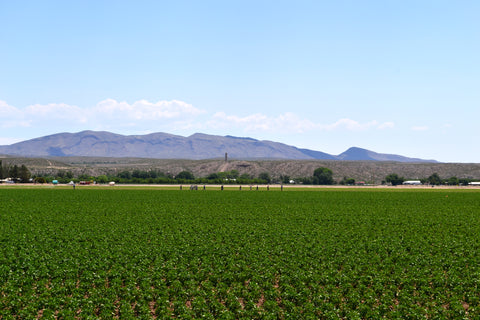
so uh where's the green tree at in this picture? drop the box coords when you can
[118,171,132,179]
[227,170,239,179]
[206,173,220,180]
[313,167,334,185]
[19,165,31,182]
[78,174,93,181]
[148,170,158,179]
[427,173,442,185]
[9,165,19,180]
[258,172,271,183]
[239,173,252,180]
[97,175,108,184]
[446,176,459,185]
[280,175,291,184]
[385,173,404,186]
[340,177,355,185]
[176,171,195,180]
[34,177,47,184]
[132,170,148,179]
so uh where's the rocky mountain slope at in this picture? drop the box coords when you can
[0,130,436,162]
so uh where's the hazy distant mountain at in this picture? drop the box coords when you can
[337,147,433,162]
[0,131,437,162]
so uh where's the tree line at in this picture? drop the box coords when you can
[2,161,479,186]
[0,164,337,186]
[5,165,336,185]
[30,169,274,185]
[0,160,31,182]
[384,173,475,186]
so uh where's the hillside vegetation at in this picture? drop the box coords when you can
[1,156,479,183]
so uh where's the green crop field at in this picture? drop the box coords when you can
[1,188,480,319]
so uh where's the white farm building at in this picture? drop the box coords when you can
[403,180,422,185]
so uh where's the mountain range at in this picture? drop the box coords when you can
[0,130,437,162]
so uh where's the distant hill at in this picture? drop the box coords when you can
[337,147,432,162]
[0,130,437,162]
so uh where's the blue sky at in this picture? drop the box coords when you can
[0,0,478,162]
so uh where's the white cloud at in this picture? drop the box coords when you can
[0,137,23,145]
[89,99,207,132]
[208,112,394,134]
[277,112,318,132]
[320,119,394,131]
[0,100,29,128]
[211,112,270,130]
[1,100,89,128]
[411,125,429,131]
[25,103,88,123]
[378,122,395,129]
[0,100,20,117]
[320,118,379,131]
[0,99,395,140]
[0,99,207,133]
[210,111,317,133]
[93,99,205,121]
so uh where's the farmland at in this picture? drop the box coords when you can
[1,188,480,318]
